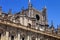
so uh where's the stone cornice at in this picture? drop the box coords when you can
[0,20,60,39]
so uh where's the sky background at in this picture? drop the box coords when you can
[0,0,60,28]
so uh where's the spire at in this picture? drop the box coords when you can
[57,24,60,30]
[0,6,2,15]
[42,6,47,16]
[28,0,33,17]
[42,0,47,14]
[44,5,46,9]
[8,9,12,15]
[28,0,32,9]
[21,7,24,11]
[50,20,55,32]
[42,6,47,24]
[50,20,54,29]
[8,9,12,17]
[0,6,2,12]
[29,0,31,3]
[51,20,54,26]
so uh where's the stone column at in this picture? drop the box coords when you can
[5,31,9,40]
[27,35,31,40]
[1,34,4,40]
[9,36,11,40]
[38,38,40,40]
[38,37,40,40]
[27,35,29,40]
[36,37,38,40]
[14,35,17,40]
[18,33,20,40]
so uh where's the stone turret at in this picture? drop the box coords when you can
[42,6,49,31]
[42,6,48,25]
[42,6,47,16]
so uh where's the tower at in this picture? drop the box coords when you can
[42,6,48,25]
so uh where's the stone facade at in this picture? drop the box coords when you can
[0,0,60,40]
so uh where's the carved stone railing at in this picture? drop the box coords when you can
[0,19,60,39]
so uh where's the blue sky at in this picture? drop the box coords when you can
[0,0,60,28]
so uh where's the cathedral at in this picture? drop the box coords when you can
[0,0,60,40]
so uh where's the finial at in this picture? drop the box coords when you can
[28,0,32,9]
[51,20,53,25]
[29,0,31,3]
[21,7,24,10]
[0,6,2,8]
[50,20,55,30]
[8,9,12,15]
[0,6,2,11]
[57,24,60,29]
[43,5,47,10]
[44,5,46,9]
[50,20,54,27]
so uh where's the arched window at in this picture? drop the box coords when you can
[22,37,24,40]
[36,14,40,20]
[11,35,14,40]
